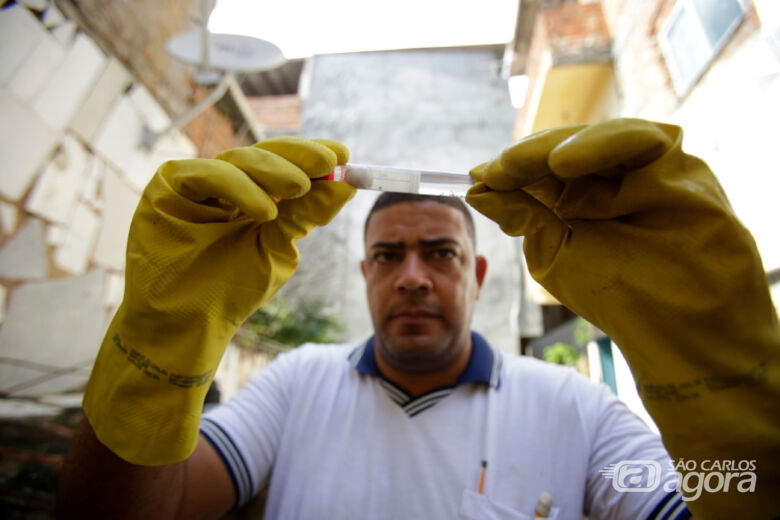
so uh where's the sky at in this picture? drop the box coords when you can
[208,0,519,60]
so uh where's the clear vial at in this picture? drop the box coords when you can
[331,164,474,197]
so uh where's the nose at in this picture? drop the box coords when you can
[394,252,432,292]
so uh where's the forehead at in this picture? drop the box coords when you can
[365,201,471,245]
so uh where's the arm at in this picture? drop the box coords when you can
[56,137,355,513]
[57,418,234,519]
[81,138,354,465]
[466,119,780,518]
[583,383,688,520]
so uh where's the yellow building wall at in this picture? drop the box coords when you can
[531,62,617,133]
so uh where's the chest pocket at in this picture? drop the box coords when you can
[458,489,561,520]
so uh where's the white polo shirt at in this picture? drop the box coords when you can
[201,333,689,519]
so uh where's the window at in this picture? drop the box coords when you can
[658,0,747,96]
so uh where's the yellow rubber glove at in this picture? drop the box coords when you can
[83,137,355,466]
[466,119,780,518]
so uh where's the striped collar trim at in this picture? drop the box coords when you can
[348,332,502,416]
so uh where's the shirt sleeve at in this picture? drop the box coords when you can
[199,347,302,508]
[580,379,691,520]
[644,490,692,520]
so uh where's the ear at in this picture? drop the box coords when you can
[360,259,367,279]
[474,255,487,298]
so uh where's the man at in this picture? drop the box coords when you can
[197,191,687,519]
[58,120,780,519]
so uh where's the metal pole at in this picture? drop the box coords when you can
[140,73,231,150]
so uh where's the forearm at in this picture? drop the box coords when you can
[466,119,780,517]
[57,416,234,519]
[55,137,352,517]
[57,416,186,519]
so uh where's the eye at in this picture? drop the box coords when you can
[373,251,399,263]
[431,248,456,260]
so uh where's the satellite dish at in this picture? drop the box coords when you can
[142,1,281,150]
[166,29,286,73]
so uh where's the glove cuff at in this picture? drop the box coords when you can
[82,305,229,465]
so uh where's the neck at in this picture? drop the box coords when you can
[374,338,473,397]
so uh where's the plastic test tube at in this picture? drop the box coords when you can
[329,164,475,197]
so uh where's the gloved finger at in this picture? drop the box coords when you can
[470,160,523,191]
[549,118,673,178]
[554,148,732,222]
[278,180,357,235]
[466,182,563,237]
[215,147,311,200]
[254,137,340,179]
[257,181,356,277]
[470,124,584,192]
[467,182,568,272]
[159,158,279,223]
[554,175,626,221]
[311,138,350,165]
[548,123,727,221]
[522,175,566,210]
[499,124,586,186]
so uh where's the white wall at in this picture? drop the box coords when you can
[0,4,196,400]
[282,49,527,354]
[669,30,780,273]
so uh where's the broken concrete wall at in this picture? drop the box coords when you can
[279,48,528,354]
[0,3,196,399]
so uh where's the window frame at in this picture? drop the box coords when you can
[658,0,748,96]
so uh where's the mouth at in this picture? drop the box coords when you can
[389,307,442,321]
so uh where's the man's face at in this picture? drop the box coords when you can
[361,201,487,374]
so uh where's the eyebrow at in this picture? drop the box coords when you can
[369,238,461,250]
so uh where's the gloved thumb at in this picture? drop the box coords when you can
[259,180,356,282]
[466,182,567,270]
[270,136,355,235]
[277,180,356,237]
[472,125,586,192]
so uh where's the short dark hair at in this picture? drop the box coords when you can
[364,192,476,248]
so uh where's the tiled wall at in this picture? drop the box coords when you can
[0,3,196,399]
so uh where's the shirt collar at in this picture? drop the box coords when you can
[348,331,501,389]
